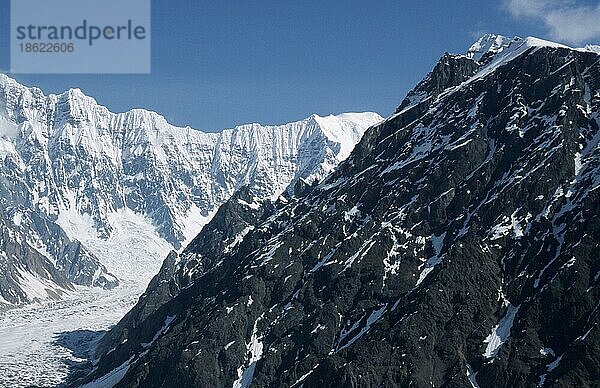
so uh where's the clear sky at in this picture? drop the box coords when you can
[0,0,599,131]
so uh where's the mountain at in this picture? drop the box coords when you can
[0,206,73,307]
[0,204,119,307]
[83,35,600,387]
[0,74,381,308]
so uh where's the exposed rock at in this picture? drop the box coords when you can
[82,37,600,387]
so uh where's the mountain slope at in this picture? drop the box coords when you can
[0,207,73,307]
[0,75,380,247]
[0,204,117,307]
[0,74,381,308]
[85,36,600,387]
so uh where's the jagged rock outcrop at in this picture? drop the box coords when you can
[7,206,117,288]
[0,202,117,308]
[0,207,74,307]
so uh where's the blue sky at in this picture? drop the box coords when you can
[1,0,599,131]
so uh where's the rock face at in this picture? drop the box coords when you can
[83,35,600,387]
[0,205,117,307]
[0,207,74,307]
[93,186,272,359]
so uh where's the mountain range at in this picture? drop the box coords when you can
[0,73,381,307]
[79,35,600,387]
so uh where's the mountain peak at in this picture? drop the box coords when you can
[466,34,599,64]
[0,73,28,95]
[119,108,169,128]
[522,36,570,49]
[0,73,14,86]
[60,87,99,107]
[583,44,600,54]
[466,34,523,62]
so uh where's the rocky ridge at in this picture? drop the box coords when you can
[83,35,600,387]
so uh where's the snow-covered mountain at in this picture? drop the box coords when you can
[85,35,600,387]
[0,205,119,307]
[0,74,382,307]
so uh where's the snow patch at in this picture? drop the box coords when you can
[232,318,264,388]
[343,204,361,222]
[14,265,69,303]
[141,315,176,348]
[483,304,520,358]
[80,356,134,388]
[489,210,531,240]
[415,233,446,287]
[238,199,261,210]
[341,239,376,272]
[466,363,481,388]
[224,226,254,254]
[337,305,387,352]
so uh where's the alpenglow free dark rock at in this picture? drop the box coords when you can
[84,36,600,387]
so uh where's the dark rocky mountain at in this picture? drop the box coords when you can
[94,186,272,359]
[80,35,600,387]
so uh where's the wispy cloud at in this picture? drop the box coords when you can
[470,21,492,40]
[505,0,600,45]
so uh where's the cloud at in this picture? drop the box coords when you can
[470,21,492,40]
[505,0,600,44]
